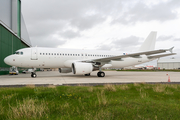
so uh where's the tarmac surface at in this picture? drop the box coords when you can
[0,71,180,87]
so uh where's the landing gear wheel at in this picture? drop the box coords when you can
[97,72,105,77]
[31,72,37,78]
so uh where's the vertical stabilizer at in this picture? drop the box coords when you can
[138,31,157,51]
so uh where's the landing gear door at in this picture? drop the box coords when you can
[31,47,38,60]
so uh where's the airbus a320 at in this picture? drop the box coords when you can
[4,31,176,78]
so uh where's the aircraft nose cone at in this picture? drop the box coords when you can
[4,56,11,66]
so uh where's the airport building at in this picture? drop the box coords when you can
[157,58,180,69]
[0,0,31,75]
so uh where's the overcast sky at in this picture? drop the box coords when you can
[22,0,180,61]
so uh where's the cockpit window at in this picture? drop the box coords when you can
[15,51,23,55]
[15,51,20,55]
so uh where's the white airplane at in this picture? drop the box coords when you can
[4,31,176,78]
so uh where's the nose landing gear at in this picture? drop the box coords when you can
[31,72,37,78]
[31,68,37,78]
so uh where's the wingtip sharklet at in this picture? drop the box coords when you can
[169,47,174,53]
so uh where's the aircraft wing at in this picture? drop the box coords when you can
[83,47,175,63]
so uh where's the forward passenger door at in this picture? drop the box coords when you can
[31,47,38,60]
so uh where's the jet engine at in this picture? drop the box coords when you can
[72,62,93,74]
[59,68,72,73]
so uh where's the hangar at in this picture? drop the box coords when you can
[157,58,180,69]
[0,0,31,75]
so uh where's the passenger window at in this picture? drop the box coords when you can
[43,53,45,55]
[49,53,50,55]
[40,53,42,55]
[46,53,47,55]
[52,53,53,55]
[57,53,59,55]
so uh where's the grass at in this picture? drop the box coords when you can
[0,84,180,120]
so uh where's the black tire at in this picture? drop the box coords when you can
[97,72,100,77]
[97,72,105,77]
[33,74,37,78]
[31,73,37,78]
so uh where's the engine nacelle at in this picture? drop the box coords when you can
[59,68,72,73]
[72,62,93,74]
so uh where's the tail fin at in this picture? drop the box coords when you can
[138,31,157,51]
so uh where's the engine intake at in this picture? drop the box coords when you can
[72,62,93,75]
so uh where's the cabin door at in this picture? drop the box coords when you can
[31,48,38,60]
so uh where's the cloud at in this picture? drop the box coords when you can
[157,35,180,41]
[96,44,113,51]
[96,36,142,51]
[59,30,80,39]
[30,35,66,48]
[111,0,179,24]
[113,36,140,47]
[157,35,174,41]
[22,0,180,48]
[70,15,105,30]
[174,38,180,41]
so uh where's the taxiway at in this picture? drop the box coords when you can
[0,71,179,86]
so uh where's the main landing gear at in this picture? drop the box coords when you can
[97,66,105,77]
[97,71,105,77]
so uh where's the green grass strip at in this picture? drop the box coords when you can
[0,84,180,120]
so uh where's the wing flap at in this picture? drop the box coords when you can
[148,53,176,59]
